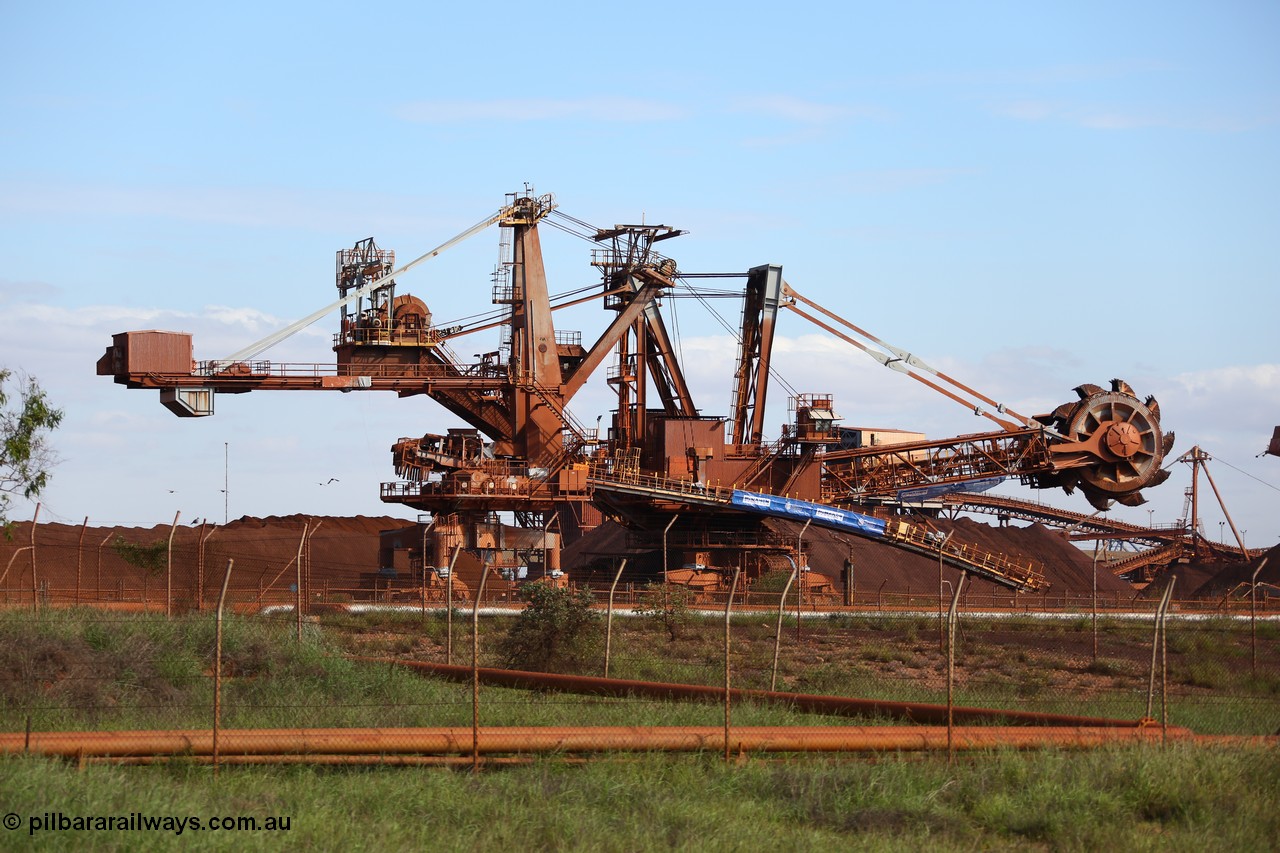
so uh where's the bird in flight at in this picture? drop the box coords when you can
[319,478,339,485]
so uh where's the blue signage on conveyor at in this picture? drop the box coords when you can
[729,490,887,538]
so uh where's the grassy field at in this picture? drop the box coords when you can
[2,746,1277,851]
[0,609,1276,850]
[2,607,1278,733]
[326,606,1280,735]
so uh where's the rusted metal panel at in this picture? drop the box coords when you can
[660,418,723,458]
[558,467,588,493]
[336,346,421,367]
[112,330,193,375]
[705,457,756,486]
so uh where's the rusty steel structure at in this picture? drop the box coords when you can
[97,188,1174,596]
[940,487,1263,585]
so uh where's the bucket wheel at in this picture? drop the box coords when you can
[1037,379,1174,510]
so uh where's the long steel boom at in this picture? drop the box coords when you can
[216,204,521,365]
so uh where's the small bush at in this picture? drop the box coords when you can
[636,582,695,641]
[110,536,167,573]
[1177,663,1227,690]
[498,583,602,674]
[1083,657,1127,677]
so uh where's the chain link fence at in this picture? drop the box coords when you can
[1,559,1277,765]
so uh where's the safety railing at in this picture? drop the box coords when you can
[194,360,507,382]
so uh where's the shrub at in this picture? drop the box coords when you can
[1083,657,1126,677]
[110,536,167,573]
[498,583,602,673]
[636,582,696,641]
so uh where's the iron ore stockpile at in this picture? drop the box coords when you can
[0,517,403,609]
[568,512,1131,596]
[1134,542,1280,601]
[0,515,1078,604]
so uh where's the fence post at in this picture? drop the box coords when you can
[947,572,966,765]
[1092,538,1100,663]
[604,559,628,678]
[446,545,460,665]
[213,558,235,777]
[76,517,88,607]
[295,521,309,642]
[724,567,741,763]
[303,520,321,617]
[419,520,433,620]
[1146,578,1175,721]
[1252,557,1269,675]
[938,532,952,652]
[29,503,40,613]
[472,565,491,773]
[1161,582,1171,745]
[796,519,810,641]
[771,563,800,692]
[197,521,212,612]
[662,514,679,585]
[166,510,180,617]
[98,533,111,602]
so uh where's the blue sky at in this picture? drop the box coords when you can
[2,2,1277,548]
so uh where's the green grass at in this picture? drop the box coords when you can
[2,608,1278,736]
[0,610,1278,849]
[0,745,1276,851]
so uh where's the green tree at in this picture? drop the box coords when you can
[0,369,64,527]
[110,536,167,573]
[109,535,167,601]
[498,583,602,674]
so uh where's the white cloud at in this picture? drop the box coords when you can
[1163,364,1280,440]
[4,301,302,341]
[0,183,456,234]
[1171,363,1280,396]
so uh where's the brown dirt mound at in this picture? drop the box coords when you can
[563,516,1133,597]
[4,512,1166,604]
[0,516,408,605]
[1181,543,1280,599]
